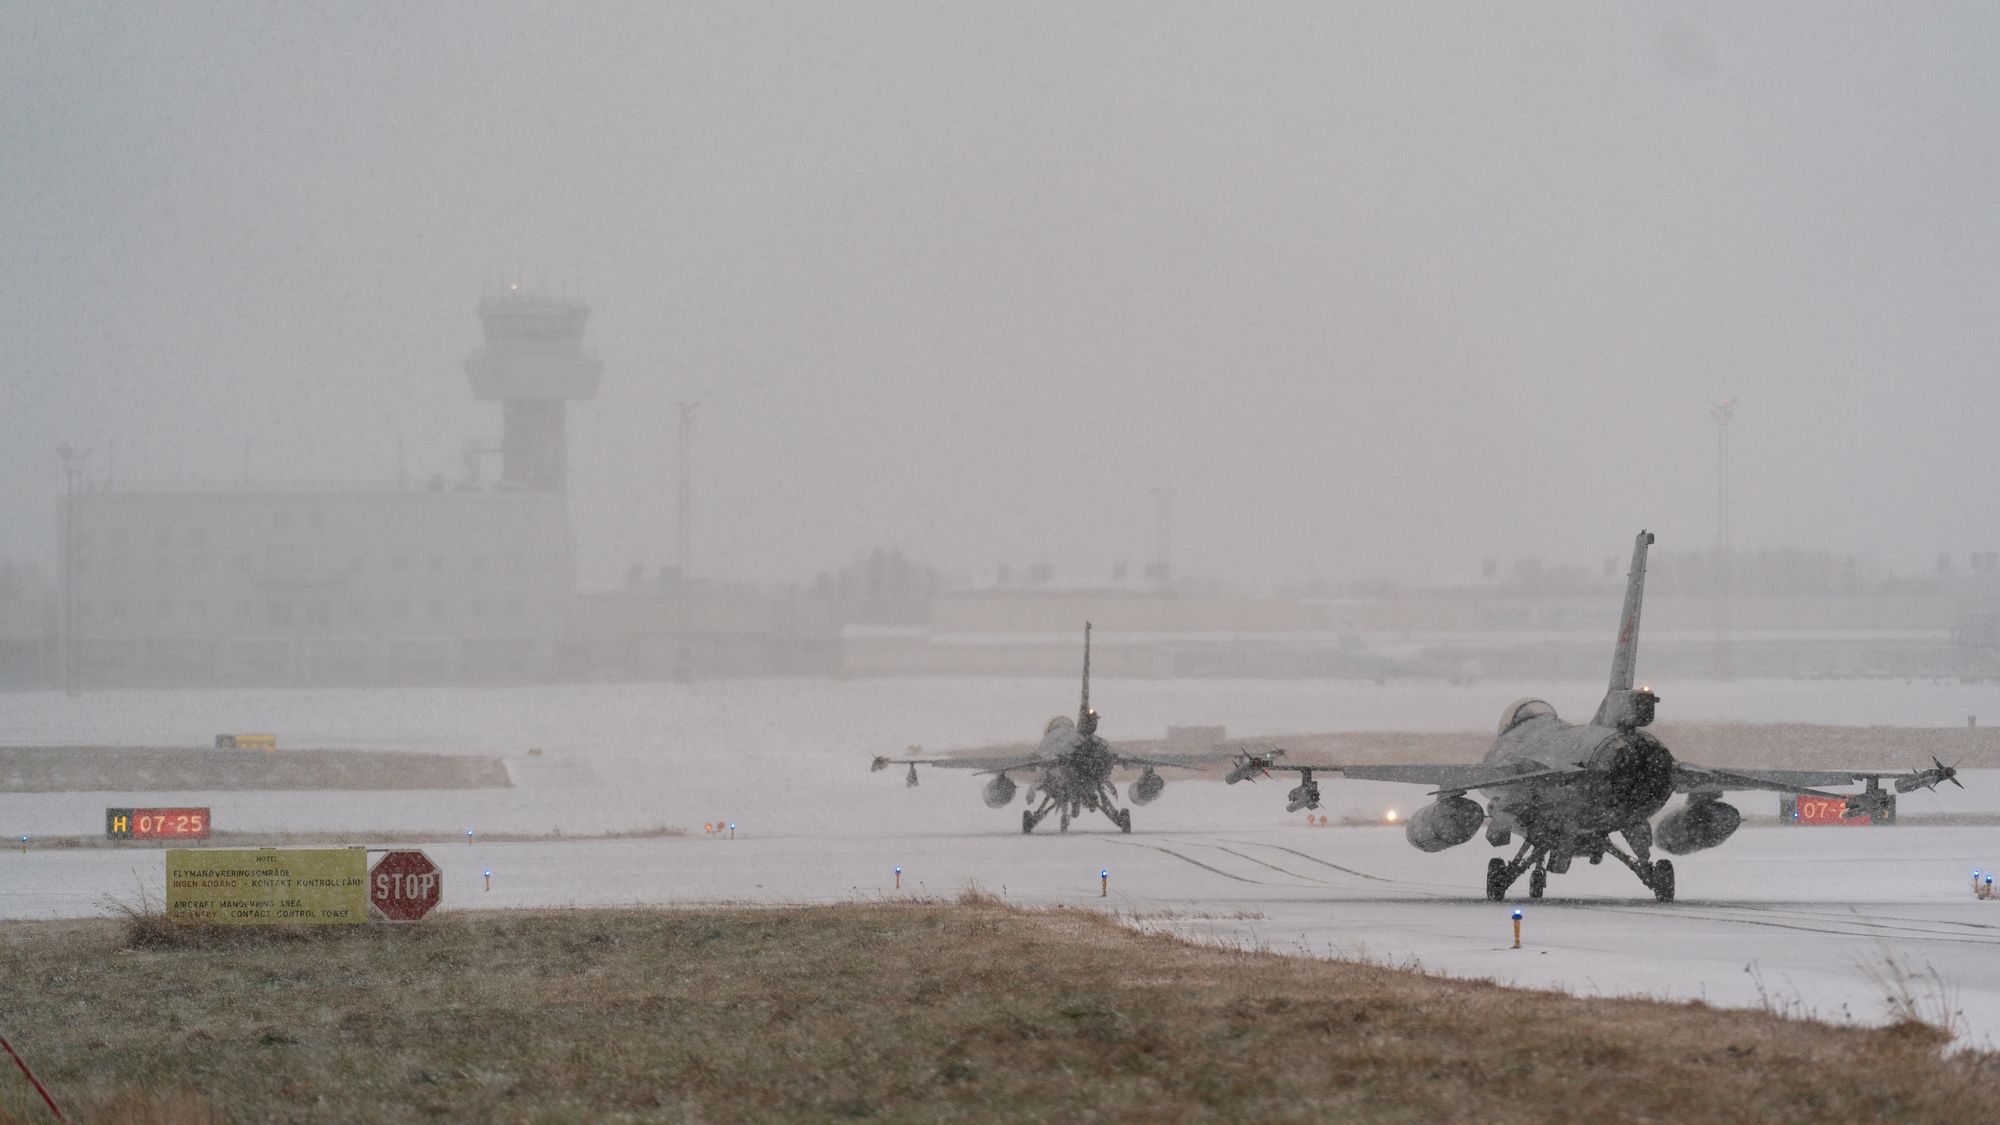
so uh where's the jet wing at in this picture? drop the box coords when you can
[1110,748,1238,771]
[1227,756,1580,793]
[1341,763,1583,793]
[1673,764,1857,798]
[871,753,1050,775]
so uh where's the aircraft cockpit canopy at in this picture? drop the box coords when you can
[1498,698,1558,734]
[1045,715,1075,736]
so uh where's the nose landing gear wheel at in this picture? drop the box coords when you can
[1528,868,1546,899]
[1649,859,1675,902]
[1022,810,1034,834]
[1485,857,1509,901]
[1116,809,1132,834]
[1059,811,1071,833]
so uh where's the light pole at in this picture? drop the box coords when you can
[1710,399,1735,565]
[1709,399,1737,677]
[57,444,91,696]
[1150,486,1175,593]
[675,399,703,582]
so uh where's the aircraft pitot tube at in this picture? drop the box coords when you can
[982,773,1017,808]
[1129,768,1164,806]
[1404,796,1484,852]
[1655,796,1742,855]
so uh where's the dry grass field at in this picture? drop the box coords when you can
[0,897,1993,1123]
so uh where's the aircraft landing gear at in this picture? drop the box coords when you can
[1528,866,1546,899]
[1648,859,1675,902]
[1602,827,1675,902]
[1115,809,1132,834]
[1022,800,1054,834]
[1059,810,1071,833]
[1486,840,1542,900]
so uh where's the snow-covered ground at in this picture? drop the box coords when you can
[5,677,2000,1047]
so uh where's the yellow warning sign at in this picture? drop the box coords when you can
[166,848,368,924]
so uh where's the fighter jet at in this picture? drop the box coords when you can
[872,623,1231,833]
[1229,530,1962,902]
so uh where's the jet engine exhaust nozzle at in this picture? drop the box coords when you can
[1592,733,1676,824]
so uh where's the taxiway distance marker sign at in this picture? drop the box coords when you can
[369,850,442,922]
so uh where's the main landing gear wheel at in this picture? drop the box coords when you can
[1649,859,1675,902]
[1485,857,1509,901]
[1022,810,1035,835]
[1116,810,1132,834]
[1528,868,1546,899]
[1059,811,1071,833]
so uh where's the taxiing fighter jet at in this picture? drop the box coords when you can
[872,623,1232,833]
[1230,530,1962,902]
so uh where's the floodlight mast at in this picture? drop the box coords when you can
[1150,485,1174,592]
[1709,398,1736,678]
[676,398,702,580]
[56,443,92,697]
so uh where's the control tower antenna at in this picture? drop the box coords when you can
[463,285,603,492]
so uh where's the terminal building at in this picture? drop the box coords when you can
[57,288,596,687]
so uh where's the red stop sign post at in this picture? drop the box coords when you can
[370,850,442,922]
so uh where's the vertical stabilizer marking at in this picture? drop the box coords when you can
[1606,530,1654,694]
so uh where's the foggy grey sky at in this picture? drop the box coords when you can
[7,3,1999,590]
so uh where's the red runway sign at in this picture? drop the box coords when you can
[1794,794,1870,826]
[106,807,210,840]
[369,850,442,922]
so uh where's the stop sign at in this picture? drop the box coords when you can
[369,850,442,922]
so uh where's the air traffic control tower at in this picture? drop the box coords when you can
[463,287,603,492]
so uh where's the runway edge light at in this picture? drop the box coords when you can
[1100,869,1109,898]
[1512,908,1523,949]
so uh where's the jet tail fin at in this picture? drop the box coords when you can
[1593,530,1656,728]
[1078,622,1092,725]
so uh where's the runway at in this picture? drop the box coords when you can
[6,677,2000,1049]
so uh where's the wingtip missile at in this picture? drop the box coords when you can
[1892,757,1962,793]
[1225,751,1279,785]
